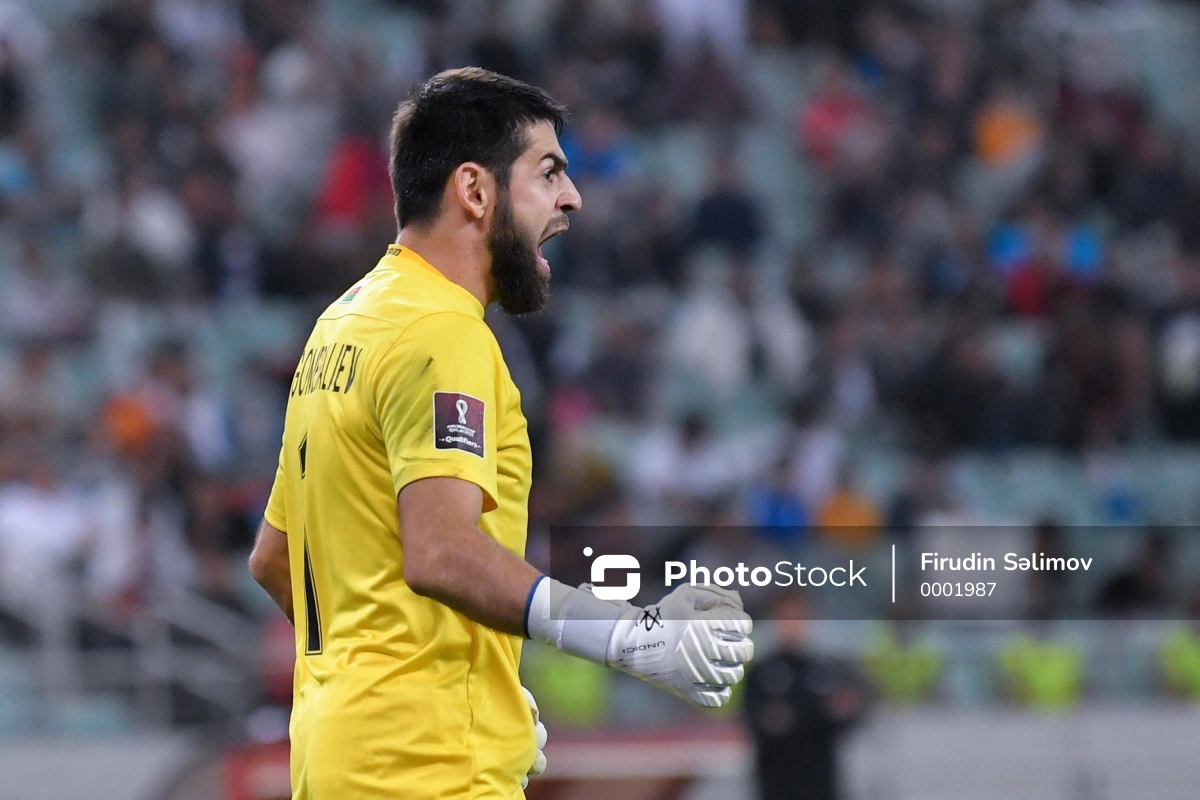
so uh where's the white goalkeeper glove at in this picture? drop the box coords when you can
[520,686,547,789]
[525,578,754,708]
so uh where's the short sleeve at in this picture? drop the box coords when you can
[375,312,499,512]
[264,438,288,531]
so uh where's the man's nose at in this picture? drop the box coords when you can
[559,175,582,213]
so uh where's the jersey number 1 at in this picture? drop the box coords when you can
[302,537,323,654]
[299,433,323,654]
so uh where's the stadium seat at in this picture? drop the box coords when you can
[47,693,134,738]
[0,649,35,738]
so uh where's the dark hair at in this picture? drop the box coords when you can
[389,67,566,228]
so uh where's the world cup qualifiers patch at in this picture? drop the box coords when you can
[433,392,485,457]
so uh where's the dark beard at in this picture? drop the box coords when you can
[487,192,549,315]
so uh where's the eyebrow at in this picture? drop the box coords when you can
[541,153,568,172]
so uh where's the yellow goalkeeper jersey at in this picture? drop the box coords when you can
[264,244,534,799]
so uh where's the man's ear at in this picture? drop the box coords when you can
[451,162,495,222]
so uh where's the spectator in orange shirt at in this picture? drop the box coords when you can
[973,82,1044,169]
[817,466,881,548]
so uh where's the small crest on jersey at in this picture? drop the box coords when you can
[340,285,362,303]
[433,392,485,457]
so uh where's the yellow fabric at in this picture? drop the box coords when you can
[997,634,1083,710]
[1160,627,1200,700]
[266,245,534,799]
[863,629,943,705]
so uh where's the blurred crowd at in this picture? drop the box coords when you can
[2,0,1200,721]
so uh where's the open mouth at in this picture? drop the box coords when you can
[537,226,567,272]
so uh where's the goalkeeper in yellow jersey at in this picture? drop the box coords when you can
[248,67,754,800]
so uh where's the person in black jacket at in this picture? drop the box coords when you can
[744,591,870,800]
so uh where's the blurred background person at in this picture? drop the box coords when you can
[997,623,1086,711]
[862,616,944,706]
[744,592,870,800]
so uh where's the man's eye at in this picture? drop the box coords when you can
[544,170,555,181]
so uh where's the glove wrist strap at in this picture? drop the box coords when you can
[525,577,629,665]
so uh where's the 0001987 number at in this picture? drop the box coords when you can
[920,582,997,597]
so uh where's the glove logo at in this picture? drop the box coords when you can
[638,607,663,631]
[585,549,641,601]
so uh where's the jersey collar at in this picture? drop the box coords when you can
[380,245,486,319]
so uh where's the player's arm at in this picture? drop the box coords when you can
[399,476,540,636]
[249,519,293,623]
[399,475,754,707]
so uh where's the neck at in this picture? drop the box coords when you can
[396,221,492,307]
